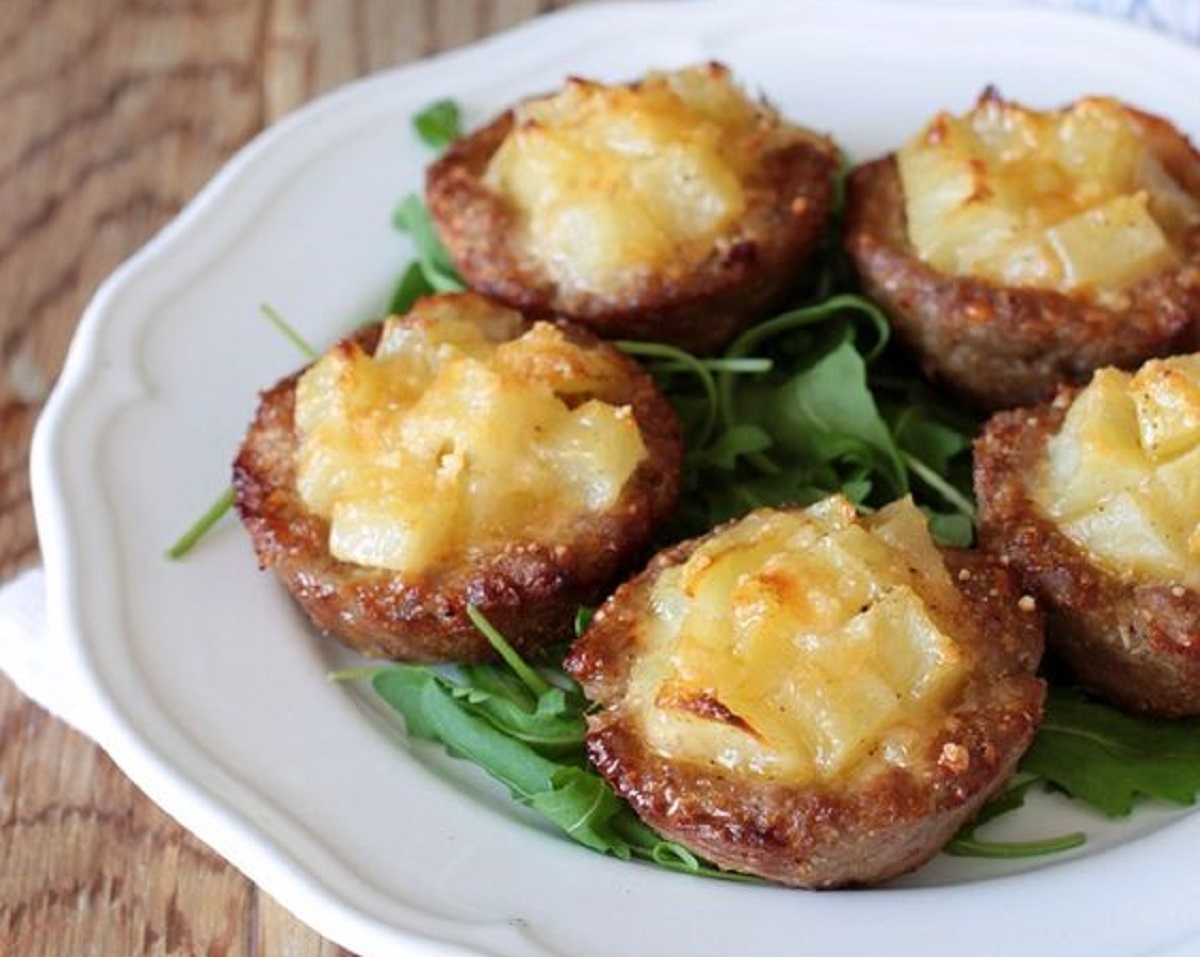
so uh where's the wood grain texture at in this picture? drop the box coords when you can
[0,1,578,953]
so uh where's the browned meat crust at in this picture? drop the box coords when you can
[233,313,683,663]
[425,107,838,355]
[564,522,1045,888]
[975,394,1200,717]
[844,110,1200,411]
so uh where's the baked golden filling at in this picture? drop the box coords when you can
[624,496,970,785]
[293,295,647,574]
[898,91,1200,300]
[482,63,802,299]
[1036,353,1200,589]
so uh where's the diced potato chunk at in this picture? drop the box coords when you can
[627,497,969,785]
[1042,369,1150,519]
[1130,354,1200,461]
[1046,193,1174,293]
[293,299,647,573]
[897,92,1200,297]
[483,64,797,296]
[1036,354,1200,588]
[1060,491,1181,582]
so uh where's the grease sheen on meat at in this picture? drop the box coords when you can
[566,496,1045,887]
[234,292,683,662]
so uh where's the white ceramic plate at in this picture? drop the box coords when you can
[31,2,1200,955]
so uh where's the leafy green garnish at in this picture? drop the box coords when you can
[945,775,1086,858]
[392,193,466,293]
[616,340,768,449]
[165,486,236,560]
[260,302,318,360]
[167,303,322,558]
[355,609,754,881]
[1021,688,1200,817]
[389,260,435,315]
[412,98,462,150]
[641,292,977,543]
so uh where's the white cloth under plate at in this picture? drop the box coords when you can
[0,566,87,726]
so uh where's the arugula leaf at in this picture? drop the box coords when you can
[451,671,586,754]
[389,260,436,315]
[165,486,235,559]
[259,302,318,360]
[392,193,466,293]
[618,340,721,447]
[361,611,748,881]
[528,767,634,853]
[687,424,773,472]
[925,511,974,548]
[572,607,595,638]
[1020,687,1200,817]
[647,292,957,541]
[889,405,972,474]
[748,329,907,497]
[373,666,562,799]
[412,98,462,150]
[167,302,319,559]
[945,775,1086,859]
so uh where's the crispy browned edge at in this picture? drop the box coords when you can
[975,392,1200,717]
[844,105,1200,412]
[232,304,684,663]
[563,518,1046,888]
[425,86,839,355]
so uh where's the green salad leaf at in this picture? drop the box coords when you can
[392,193,466,293]
[389,260,436,315]
[944,775,1086,858]
[165,486,236,560]
[1020,688,1200,817]
[412,98,462,150]
[625,291,978,544]
[353,609,756,881]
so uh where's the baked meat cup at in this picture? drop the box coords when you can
[426,62,839,355]
[564,495,1045,888]
[234,292,683,663]
[845,89,1200,411]
[975,352,1200,717]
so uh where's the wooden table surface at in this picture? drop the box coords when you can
[0,2,583,953]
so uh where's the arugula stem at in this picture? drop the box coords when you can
[745,451,783,475]
[165,486,235,559]
[944,831,1086,859]
[467,605,554,698]
[616,340,719,447]
[900,450,977,520]
[715,293,890,433]
[393,194,467,292]
[647,356,773,375]
[260,303,318,360]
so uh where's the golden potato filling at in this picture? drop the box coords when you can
[483,63,798,297]
[625,496,970,784]
[293,295,647,573]
[898,91,1200,300]
[1036,353,1200,589]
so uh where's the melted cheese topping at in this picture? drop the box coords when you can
[293,294,647,573]
[483,63,801,298]
[1036,353,1200,589]
[898,92,1200,300]
[624,496,970,785]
